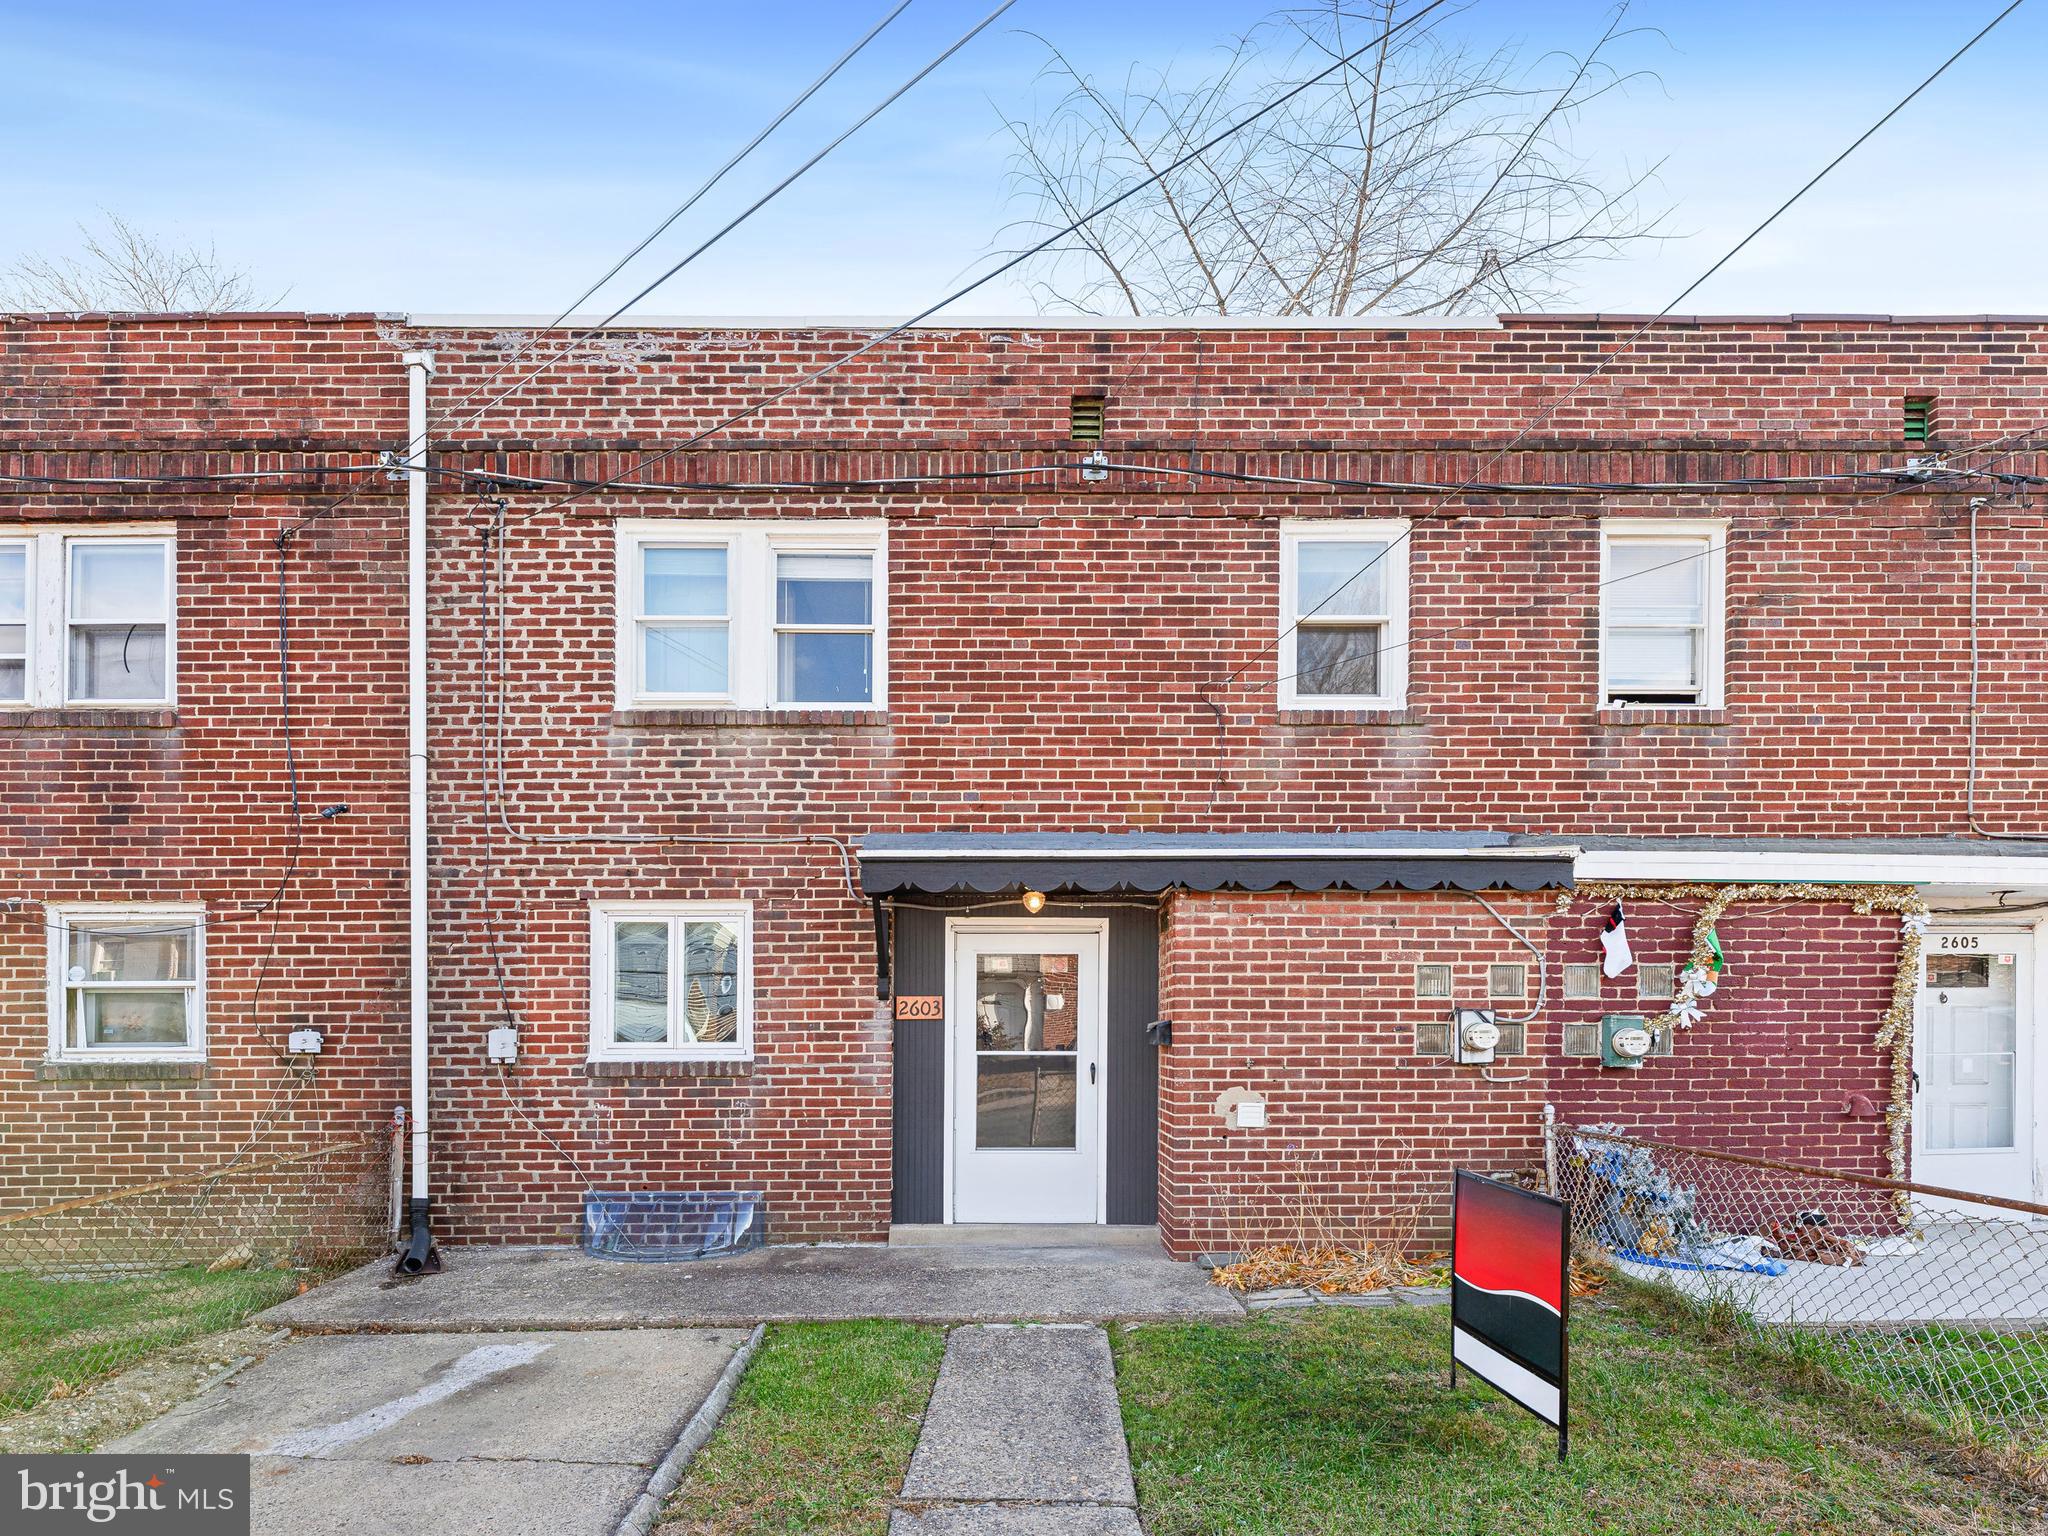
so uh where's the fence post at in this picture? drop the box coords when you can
[1542,1104,1559,1198]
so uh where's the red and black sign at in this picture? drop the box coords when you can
[1451,1170,1570,1458]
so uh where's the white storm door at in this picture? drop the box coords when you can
[950,927,1103,1224]
[1915,933,2033,1208]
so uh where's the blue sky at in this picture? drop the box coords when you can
[4,1,2042,317]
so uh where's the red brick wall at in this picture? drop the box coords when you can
[0,315,411,1217]
[4,312,2041,1246]
[1156,890,1554,1257]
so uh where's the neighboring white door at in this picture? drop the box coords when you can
[949,924,1104,1223]
[1915,931,2033,1208]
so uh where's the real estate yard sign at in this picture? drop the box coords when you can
[1450,1170,1570,1459]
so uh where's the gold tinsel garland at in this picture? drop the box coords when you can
[1566,881,1930,1188]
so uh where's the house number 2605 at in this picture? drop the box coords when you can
[1937,935,1981,951]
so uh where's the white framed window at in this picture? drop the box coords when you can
[46,904,206,1061]
[1599,520,1725,708]
[1278,520,1409,708]
[617,521,885,710]
[590,901,753,1062]
[0,526,175,708]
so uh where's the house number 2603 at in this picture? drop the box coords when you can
[1937,935,1981,951]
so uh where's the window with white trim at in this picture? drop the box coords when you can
[0,528,176,708]
[1600,521,1726,707]
[590,902,753,1061]
[1278,521,1409,708]
[48,906,205,1060]
[618,522,885,710]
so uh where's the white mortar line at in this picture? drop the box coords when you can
[614,1323,765,1536]
[264,1341,552,1458]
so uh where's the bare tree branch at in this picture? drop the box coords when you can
[2,212,283,314]
[995,1,1666,317]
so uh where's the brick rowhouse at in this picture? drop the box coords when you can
[4,310,2045,1256]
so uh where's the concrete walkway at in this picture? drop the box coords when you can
[892,1325,1140,1535]
[262,1243,1243,1332]
[111,1328,751,1536]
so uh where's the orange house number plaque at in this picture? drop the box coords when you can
[894,995,943,1021]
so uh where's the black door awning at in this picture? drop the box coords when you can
[857,832,1576,896]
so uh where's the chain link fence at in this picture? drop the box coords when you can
[0,1122,397,1414]
[1550,1117,2048,1448]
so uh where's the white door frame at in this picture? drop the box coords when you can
[1913,914,2048,1208]
[942,916,1110,1225]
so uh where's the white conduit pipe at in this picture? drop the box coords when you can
[400,352,438,1272]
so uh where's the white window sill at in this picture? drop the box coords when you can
[585,1057,755,1079]
[1597,705,1729,726]
[35,1057,207,1082]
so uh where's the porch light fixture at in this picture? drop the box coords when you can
[1021,890,1047,914]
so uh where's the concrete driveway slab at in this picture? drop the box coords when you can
[261,1244,1243,1331]
[110,1328,749,1536]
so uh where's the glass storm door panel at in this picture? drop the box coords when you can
[1916,936,2034,1210]
[950,928,1103,1223]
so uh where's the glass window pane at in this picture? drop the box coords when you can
[79,990,189,1047]
[0,623,24,660]
[71,926,193,982]
[681,920,740,1044]
[1608,542,1706,623]
[71,544,167,624]
[1295,624,1382,696]
[976,1058,1077,1148]
[642,547,726,618]
[0,659,20,701]
[0,546,25,624]
[777,554,872,626]
[642,624,728,695]
[974,953,1078,1052]
[70,625,168,700]
[1296,542,1387,619]
[1606,627,1698,693]
[611,921,669,1044]
[777,631,872,704]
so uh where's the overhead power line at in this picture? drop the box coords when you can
[1207,0,2032,695]
[494,0,1460,525]
[434,0,1019,443]
[427,0,919,433]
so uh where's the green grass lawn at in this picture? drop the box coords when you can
[0,1267,303,1412]
[660,1321,947,1536]
[1115,1299,2048,1536]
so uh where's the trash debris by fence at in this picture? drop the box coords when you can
[0,1124,395,1415]
[1550,1117,2048,1448]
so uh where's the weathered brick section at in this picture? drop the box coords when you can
[1,312,2041,1247]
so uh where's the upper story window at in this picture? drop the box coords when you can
[47,905,206,1061]
[618,521,885,710]
[590,901,753,1062]
[0,528,176,708]
[1600,520,1726,708]
[1278,521,1409,709]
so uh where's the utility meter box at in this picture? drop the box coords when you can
[1601,1013,1654,1070]
[1453,1006,1500,1065]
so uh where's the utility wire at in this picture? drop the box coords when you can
[496,0,1459,526]
[435,0,1018,444]
[1211,0,2031,694]
[426,0,919,434]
